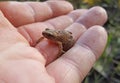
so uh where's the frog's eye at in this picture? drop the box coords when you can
[45,28,50,30]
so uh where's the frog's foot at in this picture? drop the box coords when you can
[61,50,65,54]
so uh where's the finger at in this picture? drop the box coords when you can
[46,9,88,29]
[18,9,87,46]
[0,1,73,27]
[46,26,108,83]
[76,6,108,28]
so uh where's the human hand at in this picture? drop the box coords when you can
[0,1,107,83]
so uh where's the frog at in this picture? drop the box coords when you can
[41,28,75,56]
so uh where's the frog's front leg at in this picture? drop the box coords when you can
[36,37,44,44]
[57,41,65,56]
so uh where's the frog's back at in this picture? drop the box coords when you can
[58,30,74,51]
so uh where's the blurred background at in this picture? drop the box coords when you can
[1,0,120,83]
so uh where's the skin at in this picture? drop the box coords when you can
[0,1,108,83]
[42,28,74,55]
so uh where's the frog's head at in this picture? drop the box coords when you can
[42,28,58,41]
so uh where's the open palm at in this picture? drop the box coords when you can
[0,1,107,83]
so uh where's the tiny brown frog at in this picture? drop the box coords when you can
[41,28,75,55]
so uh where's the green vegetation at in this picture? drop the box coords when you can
[2,0,120,83]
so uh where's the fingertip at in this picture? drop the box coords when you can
[91,6,108,23]
[76,25,108,59]
[46,1,73,16]
[68,9,88,21]
[76,6,108,28]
